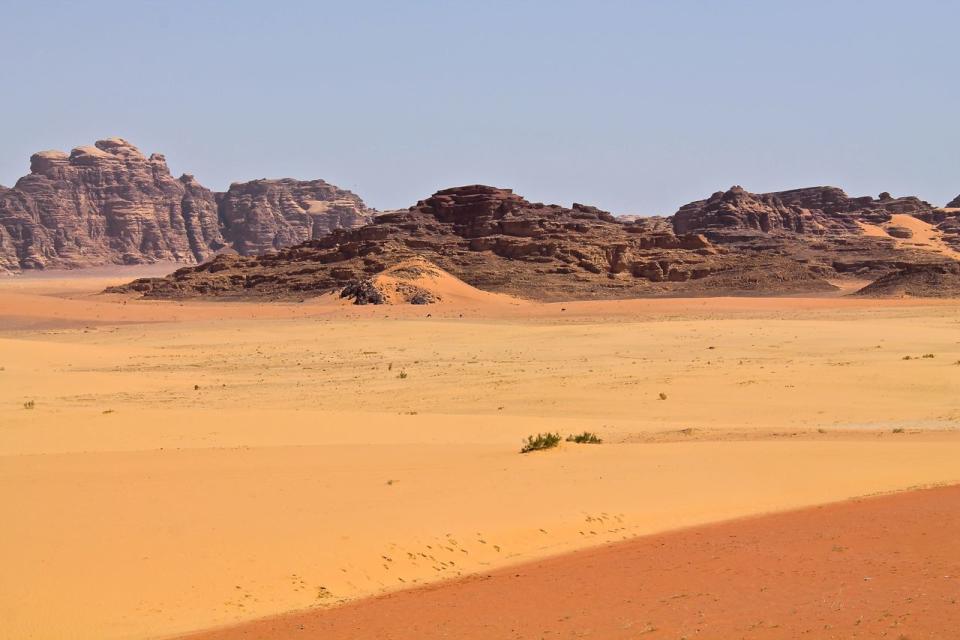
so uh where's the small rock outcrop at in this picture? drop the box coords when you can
[0,139,373,273]
[946,194,960,208]
[855,262,960,297]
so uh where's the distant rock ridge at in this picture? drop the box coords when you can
[0,138,373,273]
[110,184,840,301]
[109,182,960,301]
[673,185,934,237]
[947,194,960,208]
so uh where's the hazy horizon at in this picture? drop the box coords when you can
[2,0,958,214]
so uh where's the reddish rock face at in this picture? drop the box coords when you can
[672,185,935,238]
[856,262,960,297]
[110,185,844,301]
[0,138,373,272]
[110,182,957,302]
[218,178,370,255]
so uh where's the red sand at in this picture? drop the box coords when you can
[179,484,960,640]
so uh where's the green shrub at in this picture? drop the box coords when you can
[566,431,603,444]
[521,432,562,453]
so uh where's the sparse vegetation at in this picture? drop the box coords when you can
[23,400,35,410]
[892,428,905,434]
[520,432,562,453]
[658,392,668,400]
[566,431,603,444]
[922,353,935,359]
[902,355,913,360]
[398,371,408,379]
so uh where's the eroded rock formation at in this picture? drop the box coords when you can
[109,185,836,300]
[110,183,960,301]
[0,138,373,272]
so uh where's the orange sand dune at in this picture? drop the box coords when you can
[858,213,960,260]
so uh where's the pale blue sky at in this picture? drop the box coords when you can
[2,0,958,213]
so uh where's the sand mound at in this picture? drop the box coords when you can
[339,257,526,306]
[855,261,960,297]
[858,214,960,260]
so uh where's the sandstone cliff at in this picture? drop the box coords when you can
[218,178,371,255]
[0,139,373,273]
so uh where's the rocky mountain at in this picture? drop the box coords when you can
[947,194,960,208]
[670,185,952,279]
[673,186,933,237]
[0,138,373,273]
[110,183,960,302]
[110,185,838,301]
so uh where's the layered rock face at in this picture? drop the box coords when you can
[110,185,838,301]
[0,139,212,270]
[673,186,935,237]
[671,185,948,277]
[947,194,960,208]
[218,178,371,255]
[0,139,373,273]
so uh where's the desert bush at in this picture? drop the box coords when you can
[398,371,408,379]
[566,431,603,444]
[521,432,562,453]
[23,400,35,410]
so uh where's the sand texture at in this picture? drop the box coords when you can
[1,268,959,639]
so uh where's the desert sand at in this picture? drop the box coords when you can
[2,268,960,639]
[181,483,960,640]
[859,213,960,260]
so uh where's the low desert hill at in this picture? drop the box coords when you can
[855,262,960,297]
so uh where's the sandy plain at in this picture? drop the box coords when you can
[1,267,960,639]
